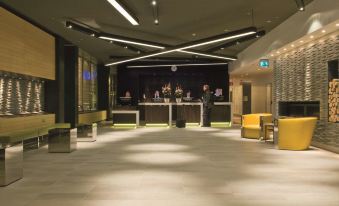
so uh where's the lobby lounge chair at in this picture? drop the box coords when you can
[278,117,317,150]
[241,113,272,139]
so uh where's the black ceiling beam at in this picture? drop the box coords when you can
[205,30,266,52]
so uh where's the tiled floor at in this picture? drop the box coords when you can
[1,127,339,206]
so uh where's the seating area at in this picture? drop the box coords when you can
[241,114,318,151]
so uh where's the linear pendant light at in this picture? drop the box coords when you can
[98,35,165,49]
[105,27,256,66]
[106,0,139,25]
[127,62,228,68]
[177,50,237,61]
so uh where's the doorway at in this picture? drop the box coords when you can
[242,82,251,114]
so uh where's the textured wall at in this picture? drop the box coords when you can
[273,33,339,152]
[0,73,44,115]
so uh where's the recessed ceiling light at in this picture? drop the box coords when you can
[151,0,157,6]
[270,54,274,57]
[322,30,326,33]
[110,40,113,43]
[154,19,159,24]
[220,47,225,50]
[276,51,280,54]
[336,23,339,27]
[90,33,95,37]
[300,40,304,43]
[192,33,196,37]
[291,44,295,47]
[310,35,314,39]
[266,20,272,23]
[284,48,287,51]
[124,46,128,49]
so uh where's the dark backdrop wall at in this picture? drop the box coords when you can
[117,64,229,105]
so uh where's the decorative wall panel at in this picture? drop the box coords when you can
[273,33,339,152]
[0,72,44,115]
[0,7,55,80]
[77,50,98,112]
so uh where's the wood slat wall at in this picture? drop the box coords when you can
[0,114,55,134]
[0,7,55,80]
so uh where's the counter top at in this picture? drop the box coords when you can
[138,102,172,106]
[139,102,231,106]
[214,102,232,105]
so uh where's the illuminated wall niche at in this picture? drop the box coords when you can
[0,71,44,115]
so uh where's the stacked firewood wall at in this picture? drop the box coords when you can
[329,79,339,122]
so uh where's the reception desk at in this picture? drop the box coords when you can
[138,103,172,126]
[212,102,232,123]
[138,102,232,126]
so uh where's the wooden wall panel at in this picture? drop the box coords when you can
[0,114,55,134]
[0,7,55,80]
[78,111,107,125]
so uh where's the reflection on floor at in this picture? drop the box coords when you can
[1,127,339,206]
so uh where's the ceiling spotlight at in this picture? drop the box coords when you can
[220,47,225,50]
[270,54,274,57]
[336,23,339,27]
[154,19,159,24]
[192,33,196,37]
[236,41,240,45]
[284,48,287,51]
[295,0,305,11]
[291,44,295,47]
[124,46,128,49]
[106,0,139,26]
[67,24,72,29]
[151,0,157,6]
[300,40,304,43]
[90,33,96,37]
[109,40,113,44]
[322,30,326,33]
[310,35,314,39]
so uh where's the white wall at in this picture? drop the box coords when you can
[229,0,339,74]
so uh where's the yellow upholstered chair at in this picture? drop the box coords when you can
[241,113,272,139]
[278,117,317,150]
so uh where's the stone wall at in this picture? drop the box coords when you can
[273,33,339,152]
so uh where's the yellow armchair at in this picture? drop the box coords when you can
[241,113,272,139]
[278,117,317,150]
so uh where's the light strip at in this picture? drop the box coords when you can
[179,31,256,50]
[99,36,165,49]
[106,0,139,25]
[105,29,256,66]
[178,50,237,61]
[127,63,228,68]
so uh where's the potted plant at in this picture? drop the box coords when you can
[175,86,183,103]
[162,83,171,103]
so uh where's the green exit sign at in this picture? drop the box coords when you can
[259,59,269,68]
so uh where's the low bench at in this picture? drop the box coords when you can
[0,123,71,186]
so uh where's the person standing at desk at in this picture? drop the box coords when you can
[202,84,213,127]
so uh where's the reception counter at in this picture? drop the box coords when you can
[138,102,232,126]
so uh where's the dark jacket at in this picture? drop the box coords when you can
[202,91,214,109]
